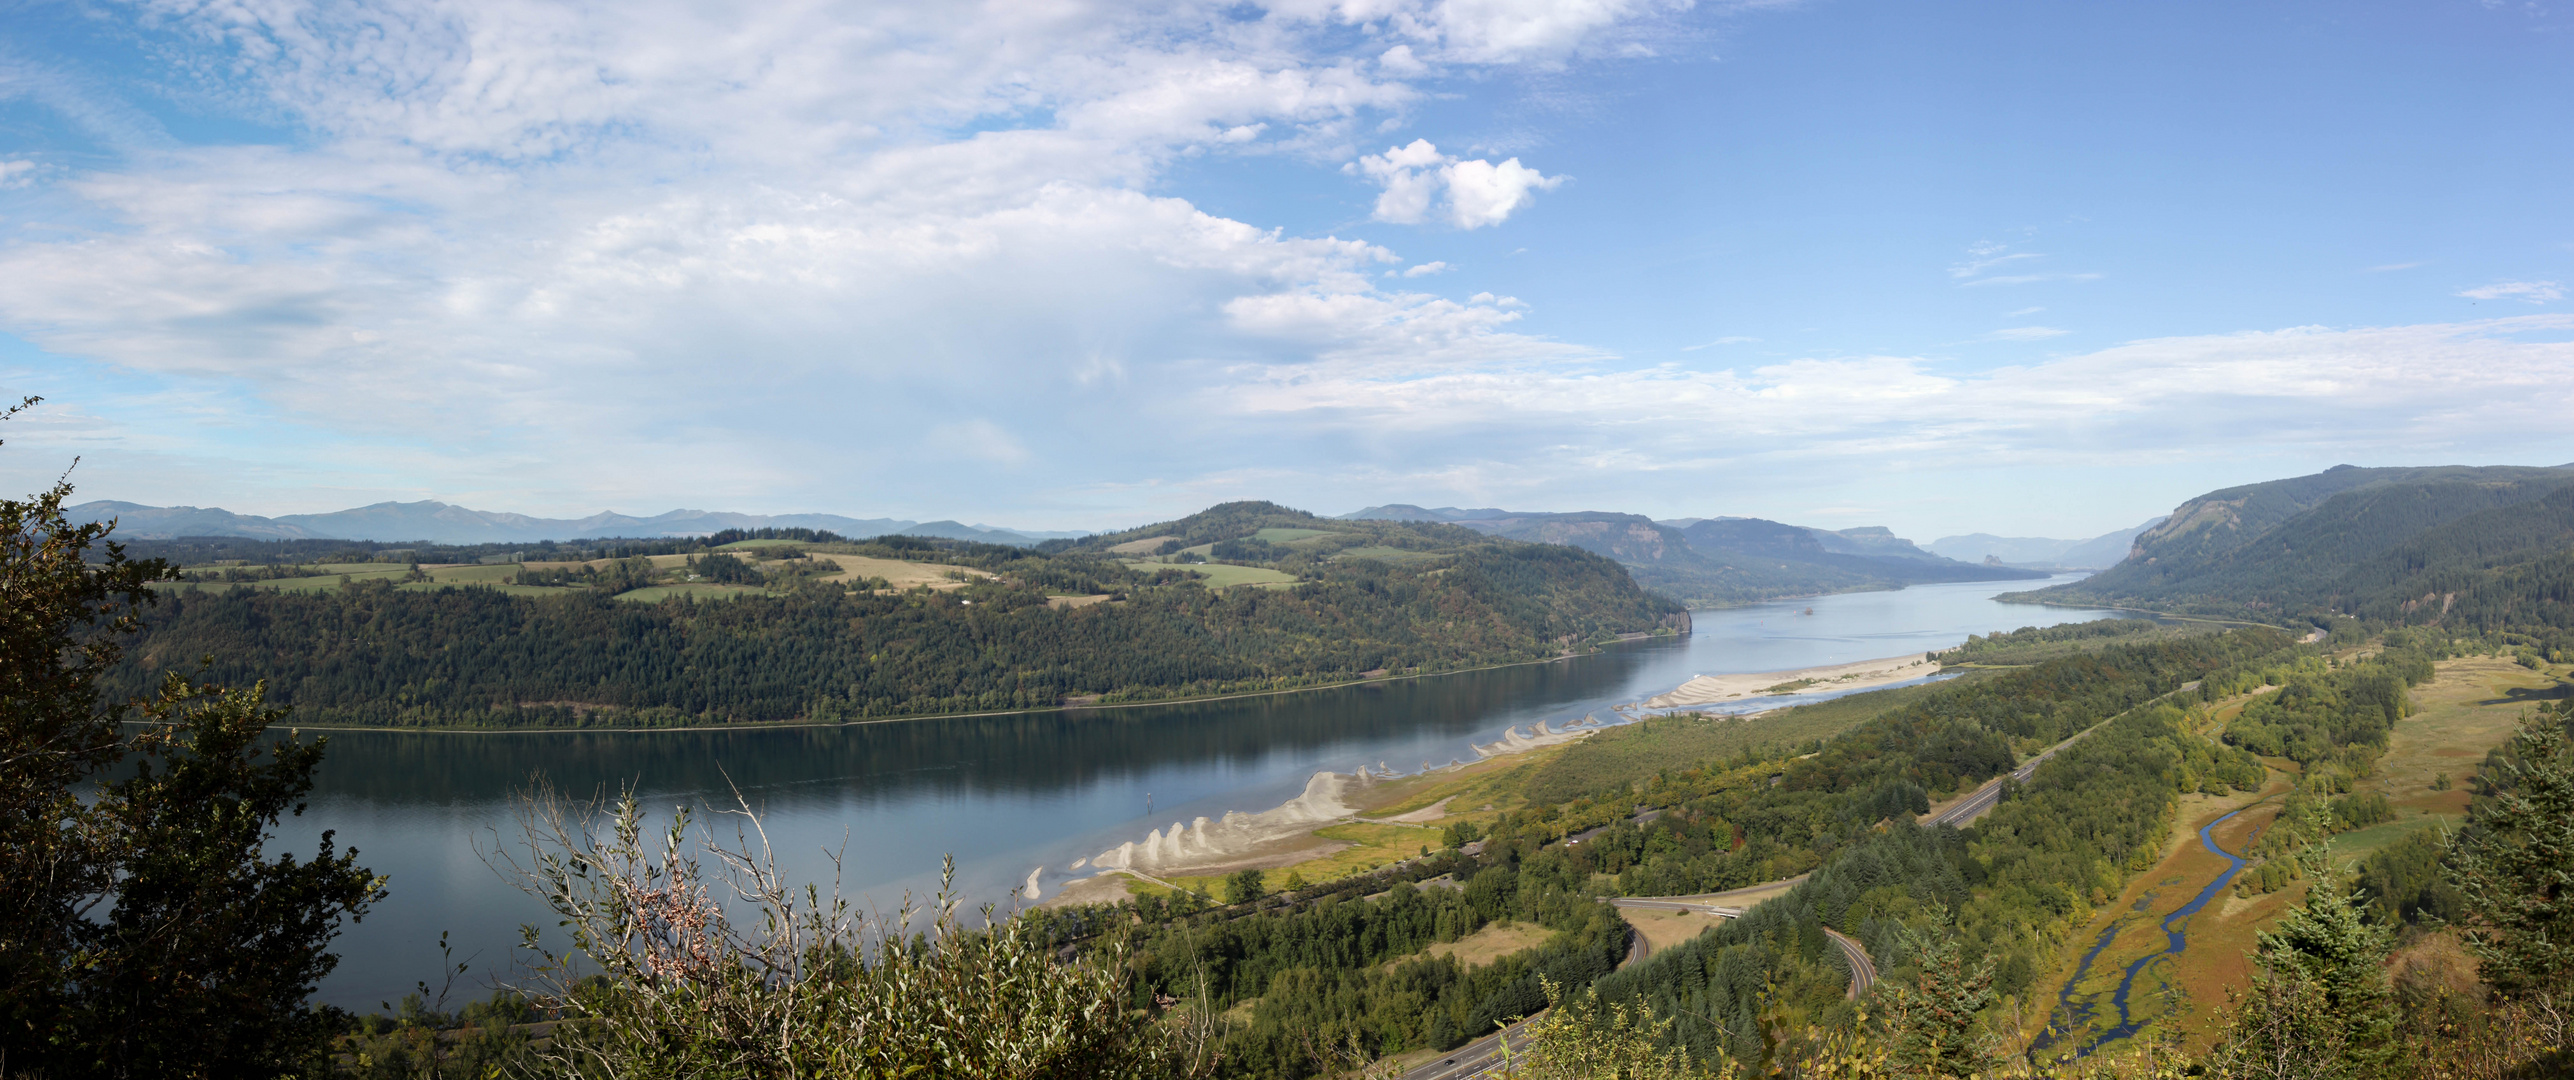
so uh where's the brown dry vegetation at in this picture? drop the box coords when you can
[2028,655,2564,1057]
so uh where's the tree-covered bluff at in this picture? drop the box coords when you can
[2015,464,2574,629]
[106,501,1686,728]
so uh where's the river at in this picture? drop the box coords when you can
[277,574,2124,1009]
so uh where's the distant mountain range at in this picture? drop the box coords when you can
[1924,519,2166,570]
[1340,504,2042,607]
[64,500,1085,547]
[2015,463,2574,627]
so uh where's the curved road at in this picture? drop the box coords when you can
[1925,679,2204,829]
[1399,680,2228,1078]
[1401,876,1874,1080]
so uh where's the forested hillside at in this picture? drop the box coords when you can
[106,502,1684,728]
[1342,506,2041,608]
[2020,464,2574,628]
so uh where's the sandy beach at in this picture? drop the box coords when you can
[1641,653,1941,709]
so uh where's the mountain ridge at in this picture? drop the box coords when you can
[64,499,1085,547]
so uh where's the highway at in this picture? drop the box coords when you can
[1924,679,2204,829]
[1401,875,1870,1080]
[1401,680,2215,1077]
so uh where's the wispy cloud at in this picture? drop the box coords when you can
[2458,280,2563,304]
[1962,273,2103,288]
[2005,306,2046,317]
[1984,326,2069,341]
[0,0,1674,520]
[1680,336,1758,351]
[2364,261,2425,273]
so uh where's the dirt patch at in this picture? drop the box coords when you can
[1369,796,1457,824]
[1619,907,1720,955]
[1414,921,1555,970]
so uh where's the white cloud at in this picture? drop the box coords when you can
[2365,261,2424,273]
[1962,272,2103,288]
[0,0,1704,519]
[1349,139,1562,228]
[1985,326,2069,341]
[1680,336,1757,350]
[1212,316,2574,482]
[2459,280,2563,304]
[2004,306,2045,317]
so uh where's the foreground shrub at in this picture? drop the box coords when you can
[493,786,1205,1079]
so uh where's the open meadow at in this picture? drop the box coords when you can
[2025,653,2566,1058]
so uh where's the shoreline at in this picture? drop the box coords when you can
[226,639,1676,737]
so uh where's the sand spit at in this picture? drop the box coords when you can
[1471,717,1596,758]
[1056,714,1603,895]
[1087,769,1373,876]
[1643,654,1940,710]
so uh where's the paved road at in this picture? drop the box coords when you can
[1607,896,1877,1001]
[1925,679,2205,829]
[1400,929,1651,1080]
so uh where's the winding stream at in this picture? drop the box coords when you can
[2035,809,2251,1058]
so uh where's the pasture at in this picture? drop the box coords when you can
[1119,560,1299,589]
[804,552,991,590]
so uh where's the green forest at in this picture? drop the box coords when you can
[104,502,1685,728]
[2020,465,2574,632]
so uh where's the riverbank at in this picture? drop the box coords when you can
[1036,719,1604,906]
[1639,653,1942,710]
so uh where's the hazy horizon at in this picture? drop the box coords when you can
[5,0,2570,540]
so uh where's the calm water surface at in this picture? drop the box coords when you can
[284,575,2123,1008]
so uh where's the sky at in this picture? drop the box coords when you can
[2,0,2570,541]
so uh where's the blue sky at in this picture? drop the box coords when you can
[2,0,2569,540]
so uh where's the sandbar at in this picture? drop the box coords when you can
[1642,654,1941,709]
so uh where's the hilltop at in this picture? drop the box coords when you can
[2013,463,2574,627]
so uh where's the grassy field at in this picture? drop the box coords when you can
[1416,920,1555,968]
[1138,821,1450,900]
[2330,653,2561,858]
[1118,559,1299,589]
[2027,654,2566,1058]
[713,538,807,550]
[805,552,989,590]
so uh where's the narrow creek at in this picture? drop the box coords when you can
[2033,808,2251,1058]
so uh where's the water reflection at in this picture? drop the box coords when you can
[282,575,2125,1007]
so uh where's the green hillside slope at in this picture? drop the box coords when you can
[2017,464,2574,625]
[107,502,1686,728]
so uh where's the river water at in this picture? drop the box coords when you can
[280,574,2123,1009]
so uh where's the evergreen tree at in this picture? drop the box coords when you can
[1875,906,1998,1079]
[2447,706,2574,997]
[2209,804,2396,1080]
